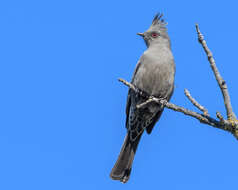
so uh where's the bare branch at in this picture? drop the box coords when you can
[196,24,236,120]
[184,89,209,116]
[118,78,235,134]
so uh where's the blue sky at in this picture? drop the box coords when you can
[1,0,238,189]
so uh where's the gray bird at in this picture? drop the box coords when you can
[110,13,175,183]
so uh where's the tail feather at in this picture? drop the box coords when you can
[110,133,142,183]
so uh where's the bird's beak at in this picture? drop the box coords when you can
[137,33,145,37]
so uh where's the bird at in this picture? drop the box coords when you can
[110,13,175,183]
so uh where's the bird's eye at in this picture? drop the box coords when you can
[151,33,159,38]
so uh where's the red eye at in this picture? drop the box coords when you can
[151,33,158,38]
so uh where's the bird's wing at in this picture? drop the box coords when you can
[145,110,163,134]
[125,61,141,125]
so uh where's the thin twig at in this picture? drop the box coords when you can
[196,24,236,120]
[136,98,154,109]
[137,97,166,109]
[118,78,137,92]
[184,89,209,116]
[216,112,225,124]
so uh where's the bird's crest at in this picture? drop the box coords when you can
[152,13,167,28]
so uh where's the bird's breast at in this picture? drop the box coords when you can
[133,50,175,98]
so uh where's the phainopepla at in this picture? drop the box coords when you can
[110,13,175,183]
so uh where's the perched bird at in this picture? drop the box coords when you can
[110,13,175,183]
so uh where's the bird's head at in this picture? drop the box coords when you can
[137,13,170,48]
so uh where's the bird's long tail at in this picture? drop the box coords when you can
[110,132,142,183]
